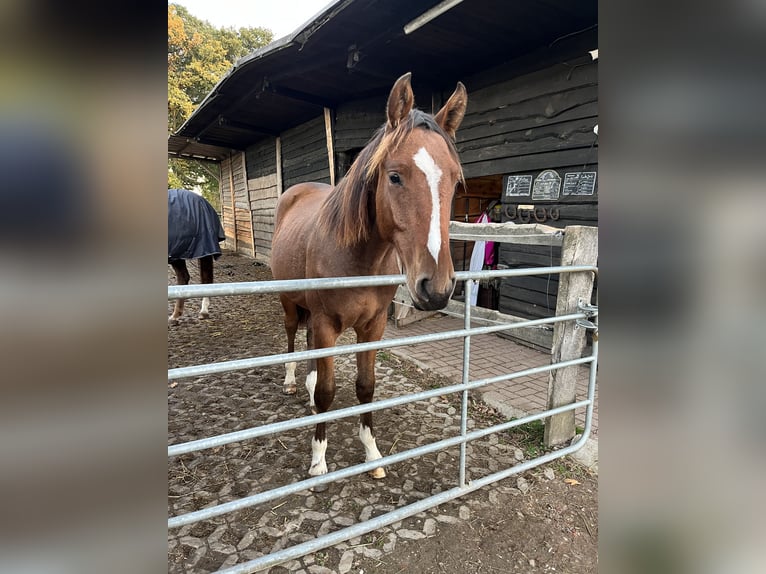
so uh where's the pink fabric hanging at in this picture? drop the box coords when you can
[467,211,496,307]
[475,212,495,267]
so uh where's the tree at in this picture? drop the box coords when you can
[168,4,272,209]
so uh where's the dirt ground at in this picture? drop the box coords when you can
[168,252,597,573]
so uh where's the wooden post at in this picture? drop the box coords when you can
[227,153,237,252]
[242,150,256,258]
[218,162,224,217]
[544,225,598,447]
[323,107,335,186]
[275,137,283,197]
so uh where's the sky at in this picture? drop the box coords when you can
[170,0,335,40]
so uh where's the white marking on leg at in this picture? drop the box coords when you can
[413,147,444,264]
[199,297,210,317]
[305,370,317,408]
[359,424,383,463]
[309,437,328,476]
[284,361,297,393]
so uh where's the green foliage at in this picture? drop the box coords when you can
[168,4,273,203]
[169,158,222,210]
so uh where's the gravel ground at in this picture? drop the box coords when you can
[168,252,597,573]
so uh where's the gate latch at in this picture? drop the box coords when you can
[575,298,598,331]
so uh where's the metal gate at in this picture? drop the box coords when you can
[168,265,598,574]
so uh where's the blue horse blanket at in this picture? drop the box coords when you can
[168,189,226,261]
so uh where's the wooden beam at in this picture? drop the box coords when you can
[266,82,335,108]
[544,225,598,447]
[242,150,256,258]
[275,136,283,197]
[218,162,224,220]
[324,108,336,186]
[449,221,564,246]
[227,152,237,252]
[219,117,280,137]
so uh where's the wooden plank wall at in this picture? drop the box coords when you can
[231,152,254,258]
[281,116,331,190]
[248,174,278,263]
[220,156,236,251]
[245,137,279,263]
[456,58,598,320]
[458,59,598,180]
[245,137,276,179]
[334,95,385,151]
[334,96,386,179]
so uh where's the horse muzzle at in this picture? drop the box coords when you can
[411,275,456,311]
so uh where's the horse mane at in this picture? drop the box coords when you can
[318,109,463,248]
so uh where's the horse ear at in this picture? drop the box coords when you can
[386,72,414,130]
[434,81,467,140]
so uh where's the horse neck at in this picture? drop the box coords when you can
[353,224,398,274]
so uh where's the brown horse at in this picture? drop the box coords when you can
[271,73,467,479]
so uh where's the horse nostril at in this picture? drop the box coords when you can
[416,277,431,301]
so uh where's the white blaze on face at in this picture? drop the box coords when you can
[413,147,443,264]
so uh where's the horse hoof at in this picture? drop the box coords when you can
[198,312,209,319]
[283,385,297,395]
[309,461,328,476]
[368,467,386,480]
[168,316,179,326]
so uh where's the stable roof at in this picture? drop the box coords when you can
[168,0,597,161]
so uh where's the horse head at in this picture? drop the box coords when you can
[373,73,467,311]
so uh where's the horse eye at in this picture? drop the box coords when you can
[389,173,401,185]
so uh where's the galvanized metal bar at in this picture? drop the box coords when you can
[169,355,595,457]
[581,310,599,440]
[168,274,406,300]
[213,427,592,574]
[459,279,472,488]
[167,265,600,572]
[168,311,586,380]
[169,397,591,529]
[168,265,597,300]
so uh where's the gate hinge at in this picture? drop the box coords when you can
[575,298,598,332]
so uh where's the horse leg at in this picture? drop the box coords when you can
[280,295,300,395]
[305,313,318,414]
[355,313,388,479]
[309,317,340,477]
[169,260,190,325]
[198,255,214,319]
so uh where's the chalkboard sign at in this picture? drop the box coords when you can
[531,170,561,200]
[563,172,597,196]
[504,174,532,197]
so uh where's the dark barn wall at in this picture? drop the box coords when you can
[456,58,598,320]
[281,116,331,190]
[245,138,279,263]
[334,95,386,151]
[333,95,387,179]
[245,137,277,179]
[458,58,598,181]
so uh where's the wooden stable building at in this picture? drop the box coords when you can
[168,0,598,323]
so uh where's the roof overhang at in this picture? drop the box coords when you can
[169,0,597,159]
[168,134,232,161]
